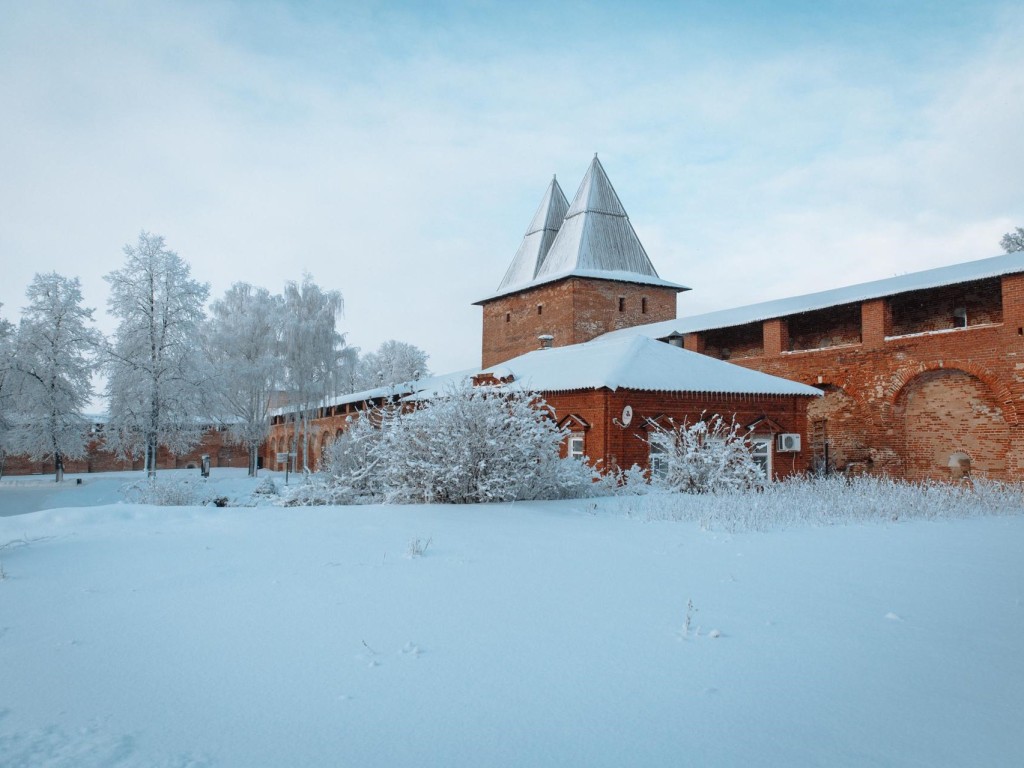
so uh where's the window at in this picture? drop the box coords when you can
[641,297,648,314]
[649,441,667,480]
[618,296,625,312]
[751,438,771,479]
[568,435,585,460]
[537,304,543,315]
[505,312,511,323]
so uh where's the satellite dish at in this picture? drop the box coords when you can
[621,405,633,427]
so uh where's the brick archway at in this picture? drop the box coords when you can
[886,361,1018,426]
[892,367,1012,480]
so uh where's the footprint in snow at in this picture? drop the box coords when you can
[401,642,422,657]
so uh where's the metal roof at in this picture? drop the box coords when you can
[537,155,662,280]
[495,176,568,293]
[597,251,1024,342]
[480,156,688,303]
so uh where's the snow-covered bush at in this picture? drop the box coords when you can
[284,410,388,505]
[285,385,601,505]
[252,476,279,497]
[121,477,213,507]
[631,474,1024,532]
[646,413,762,494]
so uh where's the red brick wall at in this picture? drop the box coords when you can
[479,278,677,367]
[683,274,1024,480]
[2,428,250,477]
[541,388,811,479]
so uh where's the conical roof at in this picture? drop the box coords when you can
[495,176,569,293]
[477,157,687,305]
[535,155,661,280]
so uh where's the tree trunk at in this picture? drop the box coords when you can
[55,451,64,483]
[248,441,259,477]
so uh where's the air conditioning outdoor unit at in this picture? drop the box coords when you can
[776,433,801,452]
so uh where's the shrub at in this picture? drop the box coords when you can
[646,413,762,494]
[121,477,212,506]
[286,384,602,505]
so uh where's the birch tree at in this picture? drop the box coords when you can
[282,275,345,471]
[0,303,14,475]
[352,340,430,391]
[207,282,284,476]
[7,273,102,481]
[104,232,209,477]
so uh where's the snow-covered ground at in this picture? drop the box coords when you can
[1,471,1022,767]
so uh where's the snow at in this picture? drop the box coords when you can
[1,471,1022,766]
[477,335,823,397]
[599,251,1024,340]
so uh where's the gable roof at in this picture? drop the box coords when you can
[478,156,688,303]
[495,176,569,293]
[598,250,1024,342]
[478,335,822,397]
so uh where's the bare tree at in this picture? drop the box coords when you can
[104,232,210,477]
[1001,227,1024,253]
[282,275,345,471]
[7,273,101,481]
[207,283,284,476]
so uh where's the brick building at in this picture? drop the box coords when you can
[473,155,1024,482]
[601,253,1024,481]
[267,155,822,479]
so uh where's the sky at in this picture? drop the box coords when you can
[1,0,1022,384]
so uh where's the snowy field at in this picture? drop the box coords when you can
[1,470,1022,767]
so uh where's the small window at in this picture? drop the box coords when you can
[505,312,511,323]
[751,438,771,479]
[641,297,648,314]
[649,441,667,479]
[618,297,625,312]
[537,304,543,316]
[568,435,585,460]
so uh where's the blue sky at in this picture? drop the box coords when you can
[1,0,1022,378]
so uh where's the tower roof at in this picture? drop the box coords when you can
[535,155,665,281]
[478,156,687,304]
[495,176,569,293]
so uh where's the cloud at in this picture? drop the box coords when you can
[0,0,1021,384]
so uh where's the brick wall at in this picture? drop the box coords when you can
[683,275,1024,480]
[2,428,250,477]
[479,278,677,367]
[541,388,811,479]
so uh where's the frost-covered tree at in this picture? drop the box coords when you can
[6,273,102,481]
[646,413,763,494]
[295,385,600,505]
[351,340,430,391]
[0,303,15,475]
[1001,227,1024,253]
[282,275,345,471]
[207,283,284,476]
[104,232,210,477]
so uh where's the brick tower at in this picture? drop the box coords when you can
[476,155,687,368]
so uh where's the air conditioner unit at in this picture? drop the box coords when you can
[776,433,801,452]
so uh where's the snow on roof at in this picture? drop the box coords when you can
[479,156,689,303]
[598,251,1024,341]
[477,335,822,397]
[495,176,569,293]
[270,369,476,418]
